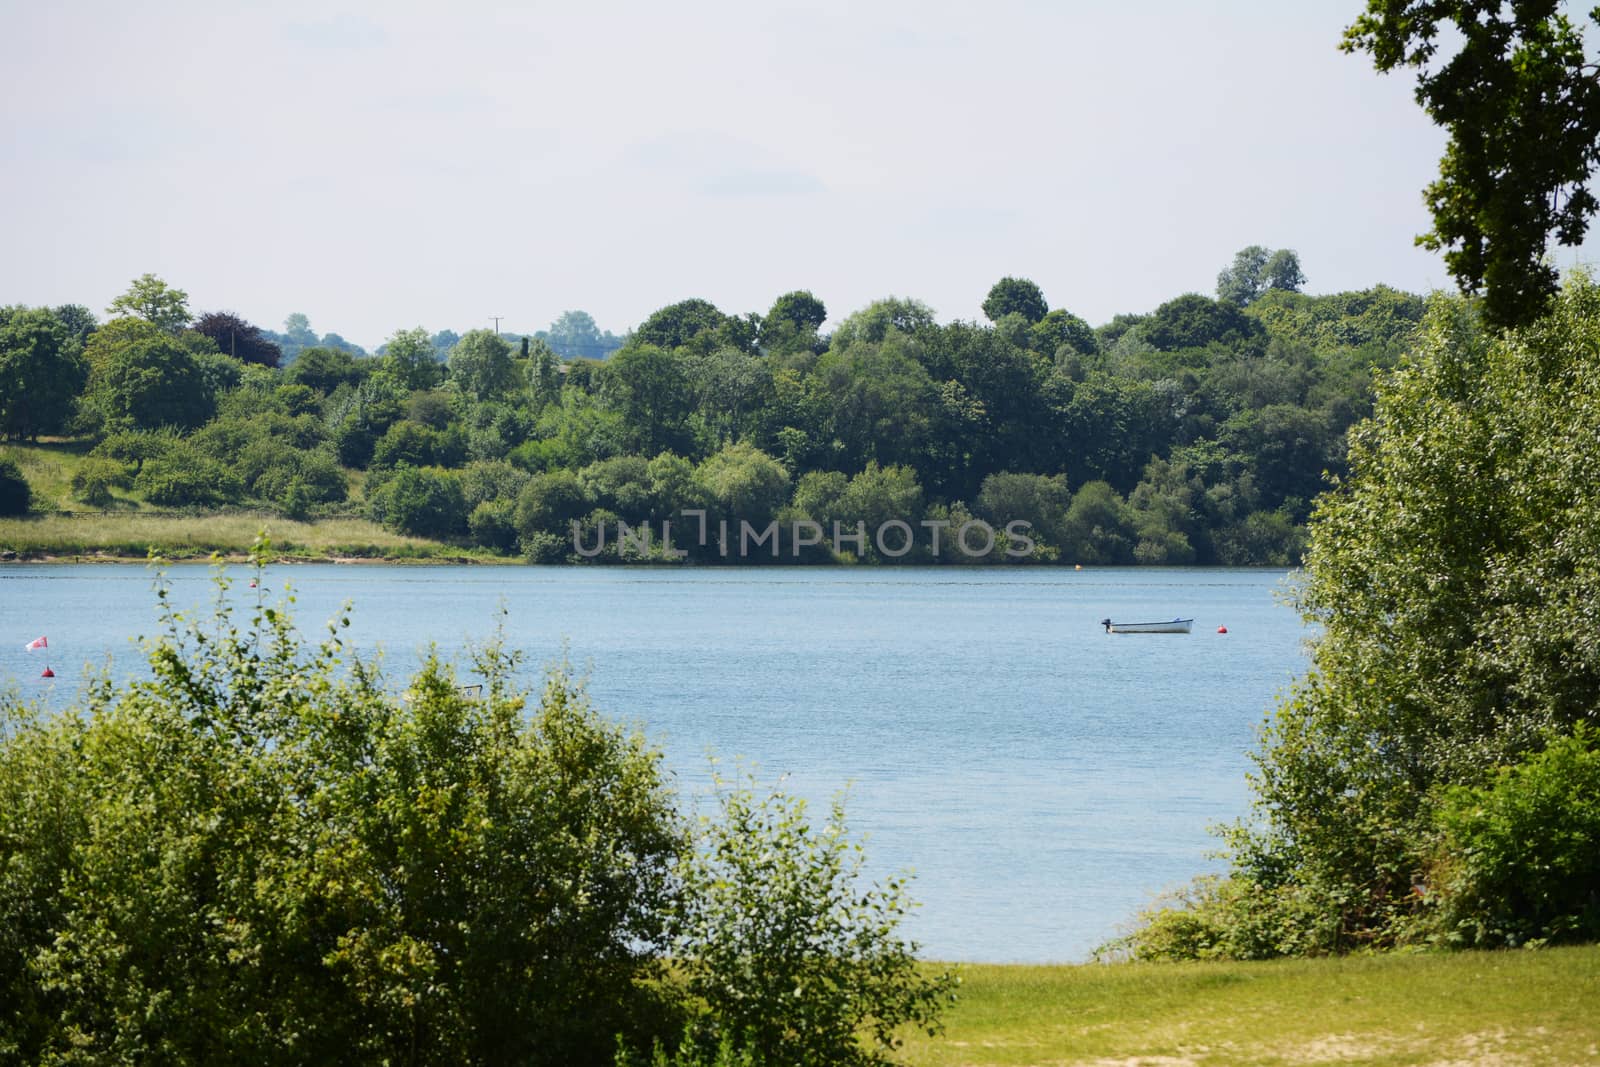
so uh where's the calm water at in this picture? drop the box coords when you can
[0,563,1309,962]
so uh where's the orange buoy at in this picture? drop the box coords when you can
[1217,625,1228,634]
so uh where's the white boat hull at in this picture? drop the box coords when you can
[1103,618,1193,634]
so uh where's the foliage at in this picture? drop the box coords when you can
[368,464,468,538]
[0,306,88,440]
[1343,1,1600,328]
[0,271,1426,564]
[635,299,729,352]
[1217,246,1304,306]
[85,320,216,432]
[1416,723,1600,948]
[668,773,956,1066]
[0,552,683,1064]
[286,345,367,394]
[981,277,1048,324]
[381,326,444,391]
[1144,294,1266,351]
[69,456,132,506]
[0,457,30,515]
[192,311,282,367]
[134,449,244,506]
[448,329,517,402]
[105,272,190,333]
[1121,278,1600,959]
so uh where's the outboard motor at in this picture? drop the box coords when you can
[1100,618,1112,632]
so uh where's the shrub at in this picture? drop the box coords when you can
[368,465,468,538]
[666,775,956,1066]
[0,458,31,515]
[468,499,518,552]
[133,452,243,506]
[0,553,682,1064]
[69,457,132,506]
[1415,724,1600,948]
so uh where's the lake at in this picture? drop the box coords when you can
[0,562,1309,962]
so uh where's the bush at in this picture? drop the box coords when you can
[468,499,518,552]
[69,457,132,506]
[1415,724,1600,948]
[666,775,955,1066]
[134,452,243,506]
[0,554,682,1064]
[0,458,31,515]
[368,465,468,538]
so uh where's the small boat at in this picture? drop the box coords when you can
[1101,617,1193,634]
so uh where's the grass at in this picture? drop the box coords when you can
[904,947,1600,1066]
[0,513,504,562]
[0,439,514,562]
[1,438,96,512]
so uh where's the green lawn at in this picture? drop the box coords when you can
[905,947,1600,1066]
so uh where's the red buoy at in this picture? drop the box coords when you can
[40,667,55,678]
[1217,625,1228,634]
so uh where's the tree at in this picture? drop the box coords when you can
[448,329,517,402]
[286,345,366,394]
[1030,308,1099,358]
[369,465,468,537]
[668,774,955,1065]
[635,299,727,351]
[106,273,190,333]
[84,319,215,432]
[827,298,935,349]
[1264,249,1305,293]
[192,310,282,367]
[0,306,88,439]
[602,345,694,455]
[1124,279,1600,959]
[1217,246,1304,306]
[760,290,828,355]
[1145,293,1265,350]
[545,310,617,359]
[981,277,1048,324]
[692,443,791,528]
[1343,1,1600,328]
[51,304,98,348]
[382,326,445,391]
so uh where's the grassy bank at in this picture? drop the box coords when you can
[0,513,498,562]
[0,441,509,561]
[905,946,1600,1066]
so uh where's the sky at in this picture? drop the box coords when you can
[1,0,1580,349]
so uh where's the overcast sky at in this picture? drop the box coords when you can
[3,1,1580,348]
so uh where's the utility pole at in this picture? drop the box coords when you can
[489,316,503,335]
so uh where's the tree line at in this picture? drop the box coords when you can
[1,255,1425,565]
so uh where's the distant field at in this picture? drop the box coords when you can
[905,947,1600,1066]
[0,513,497,561]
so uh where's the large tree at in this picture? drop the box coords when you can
[448,329,517,401]
[633,298,727,351]
[1344,1,1600,328]
[981,276,1048,324]
[1217,246,1305,306]
[192,311,282,368]
[0,306,88,439]
[84,319,215,432]
[1128,280,1600,959]
[106,273,191,333]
